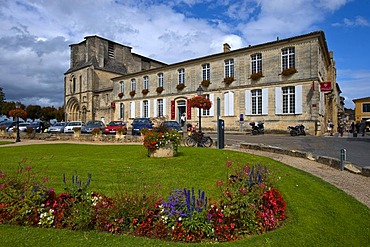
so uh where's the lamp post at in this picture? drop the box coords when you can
[196,85,203,134]
[15,102,21,142]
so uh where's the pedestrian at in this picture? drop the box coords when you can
[338,120,344,137]
[327,120,334,136]
[180,113,186,127]
[351,122,355,133]
[355,121,360,134]
[360,119,366,136]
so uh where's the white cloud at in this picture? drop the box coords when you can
[0,0,359,108]
[337,69,370,109]
[333,16,370,27]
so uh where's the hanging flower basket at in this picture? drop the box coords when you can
[189,96,212,110]
[118,92,124,98]
[142,89,149,95]
[250,72,263,80]
[281,67,297,76]
[156,86,164,93]
[129,90,136,97]
[223,77,234,85]
[201,80,211,87]
[176,83,185,90]
[9,108,27,120]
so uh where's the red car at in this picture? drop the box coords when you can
[103,121,127,135]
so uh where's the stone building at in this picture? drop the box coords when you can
[64,36,166,123]
[65,31,341,135]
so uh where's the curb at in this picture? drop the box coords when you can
[239,143,369,177]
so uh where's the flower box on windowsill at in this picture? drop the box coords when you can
[118,92,124,98]
[129,90,136,97]
[176,83,185,90]
[142,89,149,95]
[201,80,211,87]
[156,86,164,93]
[223,77,234,85]
[250,72,263,80]
[281,67,297,76]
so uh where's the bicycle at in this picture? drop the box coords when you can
[184,131,213,147]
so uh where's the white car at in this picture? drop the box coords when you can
[48,122,66,133]
[7,122,30,132]
[63,121,83,133]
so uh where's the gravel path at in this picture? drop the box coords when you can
[226,147,370,208]
[2,139,369,208]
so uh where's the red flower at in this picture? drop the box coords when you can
[189,96,212,110]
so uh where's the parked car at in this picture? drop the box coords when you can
[103,121,127,135]
[81,120,105,134]
[48,122,66,133]
[0,121,16,132]
[131,118,153,135]
[7,122,30,132]
[64,121,83,133]
[28,121,50,133]
[163,121,183,135]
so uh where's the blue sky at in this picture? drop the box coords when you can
[0,0,369,109]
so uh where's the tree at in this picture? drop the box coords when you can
[0,87,5,103]
[0,87,5,115]
[26,105,42,120]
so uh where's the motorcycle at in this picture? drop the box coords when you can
[288,124,306,136]
[249,122,264,135]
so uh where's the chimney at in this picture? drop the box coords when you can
[223,43,231,52]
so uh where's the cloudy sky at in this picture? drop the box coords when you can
[0,0,369,109]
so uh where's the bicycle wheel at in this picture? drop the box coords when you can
[202,136,213,147]
[185,137,197,147]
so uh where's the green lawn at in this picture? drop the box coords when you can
[0,144,369,246]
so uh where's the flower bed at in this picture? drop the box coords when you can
[0,161,286,243]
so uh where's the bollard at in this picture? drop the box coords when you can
[340,149,346,171]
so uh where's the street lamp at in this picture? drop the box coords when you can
[196,85,204,134]
[15,102,21,142]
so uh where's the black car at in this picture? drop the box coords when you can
[163,121,183,134]
[131,118,153,135]
[28,121,49,133]
[81,120,105,134]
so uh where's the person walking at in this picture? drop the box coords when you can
[360,119,366,136]
[327,120,334,136]
[338,120,344,137]
[180,113,186,127]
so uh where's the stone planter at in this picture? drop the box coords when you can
[73,130,81,138]
[149,144,175,158]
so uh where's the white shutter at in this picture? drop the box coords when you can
[163,98,167,117]
[154,99,157,117]
[295,85,302,114]
[130,101,135,118]
[229,91,234,116]
[224,92,228,116]
[262,88,268,115]
[245,90,251,115]
[140,101,143,117]
[148,100,151,117]
[275,87,282,114]
[209,94,214,116]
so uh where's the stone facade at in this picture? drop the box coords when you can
[65,31,341,135]
[64,36,166,123]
